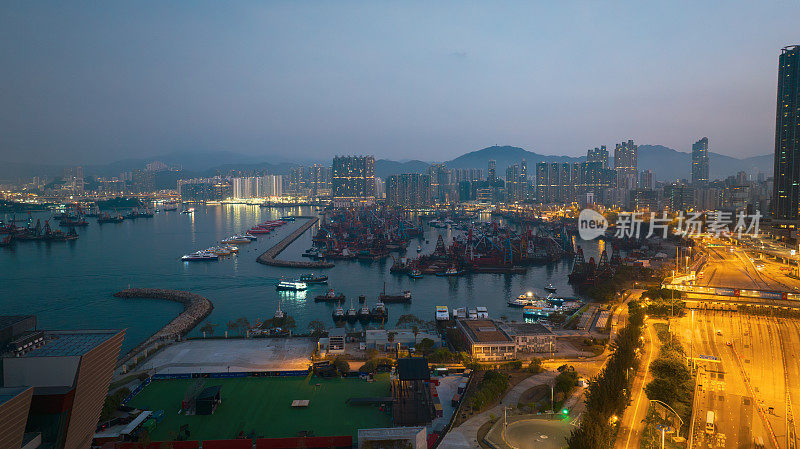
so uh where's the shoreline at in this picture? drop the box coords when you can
[256,216,335,268]
[113,288,213,368]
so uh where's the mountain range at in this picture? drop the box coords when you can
[0,145,774,183]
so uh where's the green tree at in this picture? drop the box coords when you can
[308,320,326,337]
[415,338,435,355]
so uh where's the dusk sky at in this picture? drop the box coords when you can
[1,1,798,164]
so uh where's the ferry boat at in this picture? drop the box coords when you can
[508,291,538,307]
[242,233,258,241]
[408,269,423,279]
[181,251,219,262]
[276,280,307,291]
[371,301,388,320]
[314,289,345,302]
[224,245,239,253]
[544,284,557,293]
[299,274,328,284]
[210,246,232,256]
[222,236,251,244]
[435,306,450,321]
[332,303,345,321]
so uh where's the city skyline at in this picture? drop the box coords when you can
[1,2,799,165]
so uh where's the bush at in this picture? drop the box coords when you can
[469,370,509,410]
[100,387,131,421]
[528,358,544,373]
[428,348,458,363]
[332,356,350,375]
[359,357,393,373]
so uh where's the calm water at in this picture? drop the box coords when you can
[1,205,602,353]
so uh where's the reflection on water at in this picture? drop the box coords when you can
[0,205,602,352]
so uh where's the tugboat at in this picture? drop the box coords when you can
[299,273,328,284]
[358,302,371,320]
[332,303,345,321]
[276,280,308,291]
[346,300,358,322]
[274,301,285,319]
[371,301,388,321]
[408,268,423,279]
[544,283,557,294]
[315,289,345,302]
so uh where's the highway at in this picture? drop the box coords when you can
[676,309,800,449]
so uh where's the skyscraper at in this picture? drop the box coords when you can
[487,160,497,182]
[692,137,710,186]
[640,169,655,190]
[614,140,638,189]
[587,146,609,169]
[331,155,376,200]
[773,45,800,236]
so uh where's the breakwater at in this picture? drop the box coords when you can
[113,288,213,367]
[256,216,334,268]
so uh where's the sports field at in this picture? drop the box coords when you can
[128,374,393,441]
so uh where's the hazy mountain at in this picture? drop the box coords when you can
[374,159,430,179]
[0,145,775,184]
[445,145,583,171]
[637,145,772,181]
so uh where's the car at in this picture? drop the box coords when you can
[726,341,732,346]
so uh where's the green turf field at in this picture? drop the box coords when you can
[128,374,393,441]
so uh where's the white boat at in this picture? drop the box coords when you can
[544,284,557,293]
[276,280,307,291]
[242,233,258,240]
[210,246,231,256]
[181,251,219,262]
[452,307,467,319]
[467,308,478,320]
[435,306,450,321]
[476,307,489,319]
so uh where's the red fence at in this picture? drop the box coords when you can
[256,436,352,449]
[203,440,254,449]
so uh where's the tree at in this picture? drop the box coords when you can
[387,331,396,343]
[308,320,326,337]
[234,317,250,337]
[411,325,419,344]
[416,338,435,355]
[199,322,216,337]
[528,358,544,373]
[396,314,424,328]
[333,356,350,375]
[226,320,237,337]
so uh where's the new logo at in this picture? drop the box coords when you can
[578,209,608,240]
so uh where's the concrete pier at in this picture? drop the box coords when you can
[113,288,213,367]
[256,217,334,268]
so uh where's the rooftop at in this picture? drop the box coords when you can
[16,330,119,358]
[0,386,32,406]
[459,319,512,344]
[502,322,554,336]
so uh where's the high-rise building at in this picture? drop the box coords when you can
[386,173,431,208]
[614,140,638,189]
[587,146,609,168]
[487,160,497,182]
[63,167,84,194]
[773,45,800,238]
[332,156,376,200]
[535,162,574,204]
[640,170,655,190]
[0,315,124,449]
[692,137,710,186]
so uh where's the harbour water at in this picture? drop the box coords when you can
[0,205,602,353]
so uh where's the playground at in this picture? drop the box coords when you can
[127,374,393,441]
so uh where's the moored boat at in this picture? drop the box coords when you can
[276,280,308,291]
[315,289,345,302]
[299,273,328,284]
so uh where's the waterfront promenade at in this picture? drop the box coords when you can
[113,288,213,368]
[256,216,334,268]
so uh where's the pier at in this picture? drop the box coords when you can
[113,288,213,368]
[257,216,334,268]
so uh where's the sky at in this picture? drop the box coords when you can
[0,1,798,165]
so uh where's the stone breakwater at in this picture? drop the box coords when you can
[113,288,213,367]
[256,216,334,268]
